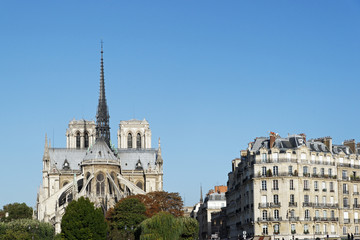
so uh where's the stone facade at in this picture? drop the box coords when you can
[36,48,164,233]
[226,133,360,240]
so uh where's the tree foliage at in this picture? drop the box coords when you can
[131,191,184,218]
[0,203,33,222]
[106,198,147,240]
[61,197,107,240]
[138,212,181,240]
[0,218,54,240]
[137,212,198,240]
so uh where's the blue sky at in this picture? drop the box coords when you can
[0,1,359,208]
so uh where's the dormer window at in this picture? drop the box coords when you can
[63,159,70,170]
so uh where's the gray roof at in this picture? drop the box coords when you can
[49,148,86,170]
[118,149,158,171]
[83,139,118,161]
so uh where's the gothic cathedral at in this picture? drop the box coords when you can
[36,46,164,233]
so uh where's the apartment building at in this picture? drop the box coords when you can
[226,133,360,240]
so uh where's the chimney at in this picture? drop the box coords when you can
[344,139,356,154]
[323,137,332,152]
[270,132,276,148]
[299,133,306,142]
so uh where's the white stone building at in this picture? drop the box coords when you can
[36,47,164,233]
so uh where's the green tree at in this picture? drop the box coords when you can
[106,198,147,240]
[61,197,107,240]
[0,218,54,240]
[138,212,182,240]
[178,217,199,240]
[0,203,33,222]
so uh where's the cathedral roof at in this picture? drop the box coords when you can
[83,138,118,162]
[49,148,86,171]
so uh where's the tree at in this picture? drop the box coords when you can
[177,217,199,240]
[61,197,107,240]
[0,203,33,222]
[138,212,181,240]
[132,191,184,218]
[106,198,147,240]
[0,218,54,240]
[137,212,198,240]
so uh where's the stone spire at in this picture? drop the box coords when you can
[43,134,50,161]
[95,41,111,147]
[200,184,203,204]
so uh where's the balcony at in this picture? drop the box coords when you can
[288,217,299,221]
[257,217,282,222]
[354,204,360,209]
[304,188,310,191]
[315,232,322,235]
[355,219,360,223]
[313,217,338,221]
[322,188,327,192]
[344,218,350,224]
[343,190,349,194]
[258,202,281,208]
[304,217,312,221]
[354,192,360,195]
[289,202,297,207]
[272,188,279,191]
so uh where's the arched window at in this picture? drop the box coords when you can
[76,132,81,148]
[136,181,143,190]
[96,173,105,196]
[136,133,141,149]
[128,133,132,148]
[84,132,89,148]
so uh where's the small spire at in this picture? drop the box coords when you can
[43,134,50,160]
[200,184,203,204]
[158,137,161,155]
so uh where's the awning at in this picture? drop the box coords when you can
[253,236,271,240]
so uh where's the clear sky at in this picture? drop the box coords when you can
[0,1,359,208]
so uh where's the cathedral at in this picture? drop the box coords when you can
[36,46,164,233]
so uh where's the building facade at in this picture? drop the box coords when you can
[226,132,360,240]
[197,186,227,240]
[36,47,164,233]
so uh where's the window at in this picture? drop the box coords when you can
[330,182,334,191]
[290,194,295,204]
[96,173,105,196]
[323,225,327,234]
[290,180,294,190]
[313,167,317,175]
[304,180,309,190]
[76,132,81,148]
[274,195,279,204]
[355,198,358,207]
[273,180,279,190]
[315,210,319,217]
[315,196,318,204]
[304,224,309,233]
[136,133,141,149]
[330,197,334,204]
[343,170,347,180]
[322,181,326,190]
[328,168,332,177]
[321,168,325,176]
[343,226,347,235]
[303,166,308,175]
[274,210,279,220]
[261,153,267,163]
[319,155,323,163]
[356,226,359,235]
[262,181,267,190]
[355,184,358,193]
[323,210,327,218]
[304,195,309,203]
[343,184,348,194]
[316,224,320,234]
[287,153,291,160]
[314,181,318,190]
[262,225,268,234]
[273,166,278,176]
[305,209,310,219]
[340,157,344,164]
[288,166,293,175]
[127,133,132,148]
[262,210,268,220]
[331,210,335,219]
[84,132,89,148]
[262,167,267,176]
[344,198,348,207]
[291,224,296,233]
[322,196,326,204]
[273,153,279,162]
[274,224,279,233]
[301,153,306,160]
[290,209,295,218]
